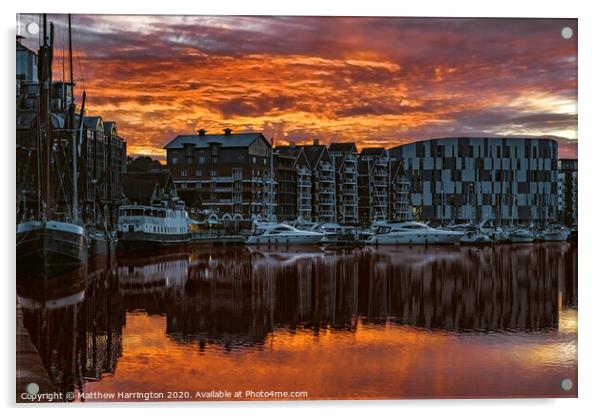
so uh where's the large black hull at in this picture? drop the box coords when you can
[17,224,88,277]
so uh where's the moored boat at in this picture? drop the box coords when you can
[460,229,492,245]
[508,228,534,243]
[246,223,323,245]
[367,221,464,245]
[117,187,191,251]
[543,224,570,241]
[17,220,88,276]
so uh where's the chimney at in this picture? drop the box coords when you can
[224,128,232,136]
[197,129,206,136]
[313,139,319,146]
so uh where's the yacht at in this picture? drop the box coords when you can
[319,223,368,247]
[117,190,191,250]
[460,229,492,245]
[543,224,570,241]
[246,223,323,245]
[508,228,534,243]
[367,221,464,245]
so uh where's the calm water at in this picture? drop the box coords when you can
[18,243,578,401]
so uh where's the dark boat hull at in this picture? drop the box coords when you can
[17,224,88,277]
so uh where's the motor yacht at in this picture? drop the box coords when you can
[367,221,464,245]
[246,223,324,245]
[508,228,534,243]
[543,224,570,241]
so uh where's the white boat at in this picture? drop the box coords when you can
[460,229,492,245]
[367,221,464,245]
[543,224,570,241]
[508,228,534,243]
[246,223,324,245]
[117,199,191,251]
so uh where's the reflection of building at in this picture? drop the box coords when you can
[19,267,125,398]
[19,243,576,396]
[558,159,577,226]
[390,137,559,225]
[358,148,390,225]
[329,143,359,225]
[164,129,275,224]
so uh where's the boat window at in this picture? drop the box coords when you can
[377,226,391,234]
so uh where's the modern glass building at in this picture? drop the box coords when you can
[390,137,559,225]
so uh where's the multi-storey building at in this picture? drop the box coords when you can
[274,152,298,222]
[274,145,313,222]
[389,159,411,221]
[81,116,127,227]
[389,137,558,225]
[164,129,275,225]
[301,140,336,223]
[558,158,577,226]
[328,143,359,225]
[358,148,390,225]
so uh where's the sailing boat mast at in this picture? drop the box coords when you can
[39,14,54,221]
[68,14,79,224]
[269,137,274,221]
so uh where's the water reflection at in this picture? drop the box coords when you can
[17,243,578,400]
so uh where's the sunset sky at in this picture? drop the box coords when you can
[20,15,578,159]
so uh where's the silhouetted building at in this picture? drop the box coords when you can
[329,143,359,225]
[274,145,313,221]
[558,158,577,226]
[301,140,336,223]
[389,159,411,221]
[358,148,390,225]
[274,152,298,221]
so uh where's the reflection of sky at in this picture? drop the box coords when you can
[17,14,577,159]
[82,311,577,400]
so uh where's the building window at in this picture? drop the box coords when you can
[180,170,187,177]
[210,169,217,177]
[172,157,179,164]
[198,156,205,164]
[232,168,242,179]
[195,169,202,176]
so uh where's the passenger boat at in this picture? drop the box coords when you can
[367,221,464,245]
[246,223,323,245]
[117,193,191,251]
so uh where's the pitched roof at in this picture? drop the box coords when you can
[164,132,268,149]
[103,121,117,136]
[360,147,387,157]
[274,146,310,167]
[328,142,357,153]
[83,116,103,131]
[300,145,331,169]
